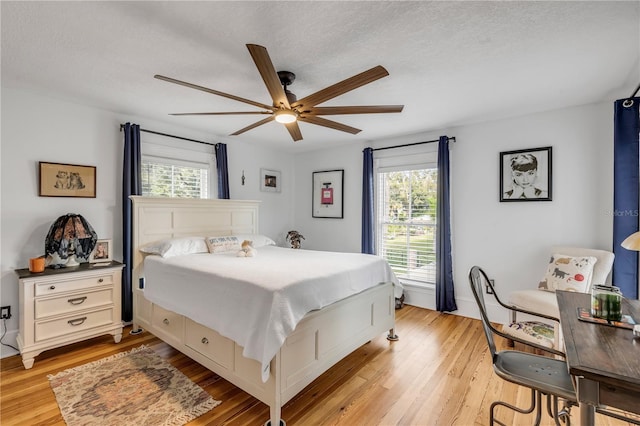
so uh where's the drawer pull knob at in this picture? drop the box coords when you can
[49,285,56,290]
[201,337,209,344]
[68,296,87,305]
[163,318,170,325]
[98,278,104,283]
[68,317,87,326]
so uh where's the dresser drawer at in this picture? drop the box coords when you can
[35,274,114,296]
[185,318,234,369]
[35,308,115,342]
[151,305,184,342]
[35,288,114,319]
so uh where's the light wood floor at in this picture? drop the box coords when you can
[1,305,635,425]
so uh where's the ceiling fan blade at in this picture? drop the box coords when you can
[299,115,361,135]
[170,111,271,116]
[310,105,404,115]
[154,74,273,110]
[246,44,290,109]
[230,117,274,136]
[284,121,303,142]
[292,65,389,109]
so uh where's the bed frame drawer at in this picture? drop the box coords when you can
[151,305,184,344]
[185,319,234,370]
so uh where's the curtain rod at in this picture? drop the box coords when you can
[372,136,456,152]
[119,124,216,147]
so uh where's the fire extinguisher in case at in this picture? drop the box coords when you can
[321,182,334,205]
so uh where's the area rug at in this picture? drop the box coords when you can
[48,345,220,426]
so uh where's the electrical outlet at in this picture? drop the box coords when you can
[486,279,495,295]
[1,306,11,319]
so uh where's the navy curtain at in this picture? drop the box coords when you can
[613,98,640,299]
[436,136,457,312]
[122,122,141,322]
[362,148,375,254]
[215,143,230,199]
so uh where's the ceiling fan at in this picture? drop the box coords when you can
[154,44,404,142]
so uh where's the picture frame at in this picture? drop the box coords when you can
[500,146,552,202]
[260,168,281,193]
[312,169,344,218]
[39,161,96,198]
[89,239,112,263]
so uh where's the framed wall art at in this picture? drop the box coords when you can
[260,168,281,193]
[312,169,344,218]
[500,146,552,202]
[39,161,96,198]
[89,239,112,263]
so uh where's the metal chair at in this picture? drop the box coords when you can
[469,266,576,426]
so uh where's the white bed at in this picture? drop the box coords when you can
[130,196,398,426]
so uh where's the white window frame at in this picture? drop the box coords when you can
[375,147,438,288]
[141,138,215,199]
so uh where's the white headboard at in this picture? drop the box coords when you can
[130,196,260,282]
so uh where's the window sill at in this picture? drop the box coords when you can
[400,280,435,290]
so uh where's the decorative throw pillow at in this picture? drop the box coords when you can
[140,237,208,258]
[205,236,241,253]
[538,254,598,293]
[232,234,276,248]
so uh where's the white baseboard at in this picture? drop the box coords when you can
[402,284,509,325]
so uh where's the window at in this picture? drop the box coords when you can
[377,163,438,285]
[140,139,214,199]
[141,158,208,198]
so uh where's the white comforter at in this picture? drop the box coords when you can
[143,246,400,382]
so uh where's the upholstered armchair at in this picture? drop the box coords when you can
[506,246,615,350]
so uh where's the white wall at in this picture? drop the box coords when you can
[0,87,293,357]
[291,143,365,253]
[293,101,615,321]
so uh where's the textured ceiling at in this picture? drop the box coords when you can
[2,1,639,152]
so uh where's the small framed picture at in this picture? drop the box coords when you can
[90,239,112,263]
[500,146,552,202]
[312,169,344,218]
[260,168,281,193]
[39,161,96,198]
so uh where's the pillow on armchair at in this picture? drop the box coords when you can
[538,253,597,293]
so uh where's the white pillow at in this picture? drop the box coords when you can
[538,254,598,293]
[233,234,276,248]
[140,237,208,258]
[205,236,241,253]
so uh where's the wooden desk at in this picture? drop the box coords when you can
[556,291,640,426]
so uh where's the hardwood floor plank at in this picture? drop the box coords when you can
[1,306,635,425]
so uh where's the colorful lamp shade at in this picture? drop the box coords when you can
[45,214,97,267]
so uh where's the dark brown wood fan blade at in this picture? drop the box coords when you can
[284,121,303,142]
[170,111,271,116]
[246,44,290,109]
[292,66,389,109]
[154,74,273,110]
[230,117,274,136]
[299,115,361,135]
[310,105,404,115]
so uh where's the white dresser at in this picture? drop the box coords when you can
[16,262,124,369]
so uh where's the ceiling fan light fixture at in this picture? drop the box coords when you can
[274,109,298,124]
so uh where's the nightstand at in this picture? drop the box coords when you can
[15,261,124,369]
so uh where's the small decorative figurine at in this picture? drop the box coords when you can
[286,230,305,249]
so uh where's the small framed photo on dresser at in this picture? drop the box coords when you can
[90,239,112,263]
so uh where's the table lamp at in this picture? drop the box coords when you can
[622,231,640,251]
[45,214,97,268]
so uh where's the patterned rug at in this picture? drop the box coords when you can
[48,345,220,426]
